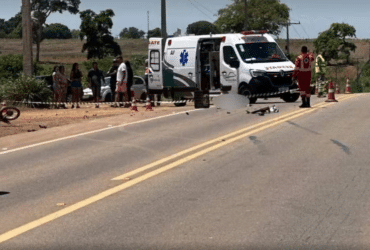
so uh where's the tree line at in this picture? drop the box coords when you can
[0,0,359,64]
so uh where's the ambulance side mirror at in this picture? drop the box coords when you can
[229,58,240,69]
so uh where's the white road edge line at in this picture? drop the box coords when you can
[0,108,206,156]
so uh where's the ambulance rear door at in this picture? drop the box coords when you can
[148,38,163,92]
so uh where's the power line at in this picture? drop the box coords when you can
[300,24,310,39]
[187,0,214,21]
[279,20,300,55]
[192,0,215,16]
[292,25,302,39]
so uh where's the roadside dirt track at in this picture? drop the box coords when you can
[0,103,192,141]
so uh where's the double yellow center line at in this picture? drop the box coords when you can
[0,94,358,244]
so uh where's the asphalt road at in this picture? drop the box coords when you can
[1,94,370,249]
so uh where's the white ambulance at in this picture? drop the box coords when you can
[147,30,299,108]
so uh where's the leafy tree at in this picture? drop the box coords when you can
[31,0,81,62]
[0,19,6,34]
[215,0,289,35]
[119,27,145,39]
[186,21,220,35]
[0,12,22,36]
[11,19,45,44]
[148,28,161,39]
[79,9,122,59]
[43,23,72,39]
[71,29,80,39]
[313,23,356,64]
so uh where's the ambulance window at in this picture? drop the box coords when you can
[223,46,238,65]
[150,50,160,71]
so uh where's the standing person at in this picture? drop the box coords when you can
[125,60,134,105]
[115,56,128,107]
[145,59,161,106]
[52,65,60,109]
[58,65,69,109]
[88,62,104,108]
[107,59,119,107]
[293,46,315,108]
[70,63,83,108]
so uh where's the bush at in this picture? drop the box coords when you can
[0,54,44,79]
[82,57,114,74]
[0,30,7,38]
[0,75,53,103]
[131,54,147,76]
[0,54,23,79]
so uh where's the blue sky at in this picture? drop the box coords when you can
[0,0,369,39]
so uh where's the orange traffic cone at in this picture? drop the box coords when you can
[345,78,352,94]
[145,97,153,111]
[335,84,340,94]
[130,98,139,112]
[325,81,338,102]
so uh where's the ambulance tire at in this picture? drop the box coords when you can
[239,86,257,104]
[281,93,300,103]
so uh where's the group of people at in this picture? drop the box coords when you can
[87,57,134,108]
[105,56,134,108]
[51,56,135,109]
[52,63,83,109]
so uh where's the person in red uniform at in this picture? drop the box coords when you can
[293,46,315,108]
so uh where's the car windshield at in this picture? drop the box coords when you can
[236,42,288,63]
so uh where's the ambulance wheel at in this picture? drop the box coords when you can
[239,86,257,104]
[281,93,300,102]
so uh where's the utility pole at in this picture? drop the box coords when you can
[284,20,300,56]
[244,0,247,30]
[161,0,167,54]
[22,0,33,76]
[147,11,150,40]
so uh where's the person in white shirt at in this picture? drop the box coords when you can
[115,56,127,107]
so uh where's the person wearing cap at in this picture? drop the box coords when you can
[107,59,119,107]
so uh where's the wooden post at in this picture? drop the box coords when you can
[22,0,33,76]
[161,0,167,54]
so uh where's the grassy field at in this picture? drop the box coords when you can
[0,37,369,91]
[0,38,148,84]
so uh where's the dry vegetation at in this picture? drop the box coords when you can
[0,37,368,90]
[0,38,148,63]
[277,39,370,91]
[0,38,148,79]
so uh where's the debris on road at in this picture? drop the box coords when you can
[246,105,279,116]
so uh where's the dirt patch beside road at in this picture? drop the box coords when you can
[0,103,192,139]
